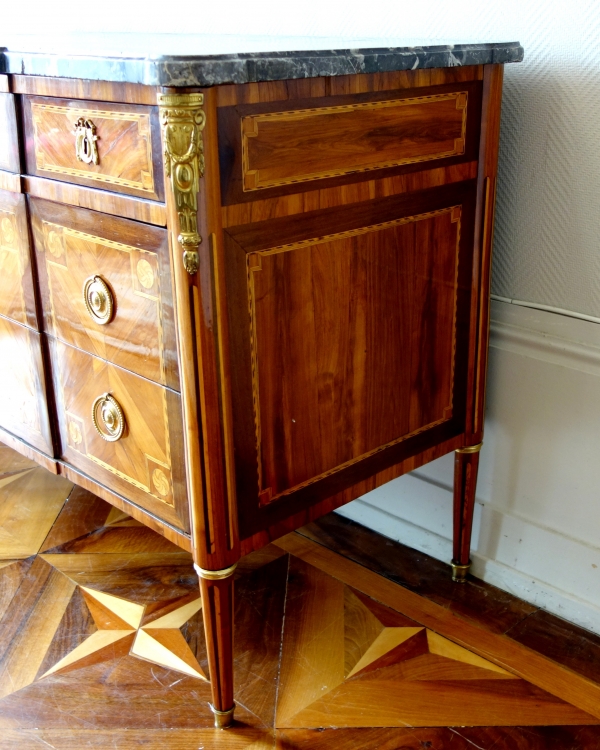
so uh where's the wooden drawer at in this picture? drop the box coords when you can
[0,316,53,454]
[23,96,164,201]
[30,198,179,390]
[49,339,189,531]
[0,190,38,329]
[0,93,20,173]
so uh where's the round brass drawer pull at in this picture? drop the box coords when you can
[83,275,114,325]
[91,393,126,442]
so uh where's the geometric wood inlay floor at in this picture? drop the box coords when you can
[1,443,600,749]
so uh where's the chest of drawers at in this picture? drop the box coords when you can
[0,38,523,727]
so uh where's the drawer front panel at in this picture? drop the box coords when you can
[0,93,20,173]
[0,316,53,454]
[23,96,164,201]
[219,81,482,204]
[50,339,189,531]
[31,199,179,390]
[0,190,38,329]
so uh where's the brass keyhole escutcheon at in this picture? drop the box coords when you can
[91,393,126,442]
[83,275,114,325]
[73,117,99,165]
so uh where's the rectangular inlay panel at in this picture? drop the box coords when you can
[241,91,468,191]
[50,340,188,531]
[24,96,164,201]
[248,208,461,501]
[225,181,477,531]
[30,198,179,390]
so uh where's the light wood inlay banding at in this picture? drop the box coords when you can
[26,98,163,200]
[246,206,462,503]
[242,91,468,191]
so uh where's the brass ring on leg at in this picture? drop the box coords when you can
[194,562,237,580]
[209,703,235,729]
[455,441,483,454]
[451,560,471,582]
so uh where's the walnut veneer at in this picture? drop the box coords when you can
[0,58,509,727]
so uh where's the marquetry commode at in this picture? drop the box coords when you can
[0,38,523,727]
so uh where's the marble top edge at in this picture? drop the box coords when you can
[0,38,524,87]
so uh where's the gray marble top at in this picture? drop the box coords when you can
[0,34,524,87]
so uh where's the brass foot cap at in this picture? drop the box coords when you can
[210,703,235,729]
[451,560,471,583]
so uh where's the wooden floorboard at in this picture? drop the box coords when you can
[507,608,600,686]
[1,443,600,747]
[274,533,600,721]
[277,727,600,749]
[299,514,537,633]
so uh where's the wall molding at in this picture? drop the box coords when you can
[490,299,600,377]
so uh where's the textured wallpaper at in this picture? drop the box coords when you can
[6,0,598,316]
[492,8,600,317]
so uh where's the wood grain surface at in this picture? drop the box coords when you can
[23,96,164,201]
[49,339,188,531]
[240,88,470,191]
[30,198,179,389]
[0,461,71,559]
[300,514,537,634]
[227,182,476,538]
[0,317,54,455]
[0,190,38,329]
[55,464,192,551]
[0,426,58,473]
[222,161,477,228]
[239,434,467,554]
[275,533,600,721]
[0,440,599,746]
[23,175,168,226]
[218,70,482,205]
[453,446,481,565]
[12,75,158,105]
[0,170,22,193]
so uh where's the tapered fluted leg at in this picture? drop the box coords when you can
[195,564,236,728]
[452,443,482,582]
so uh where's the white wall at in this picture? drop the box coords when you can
[4,2,600,627]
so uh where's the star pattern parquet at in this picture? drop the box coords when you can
[0,444,600,749]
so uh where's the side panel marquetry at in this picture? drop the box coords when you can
[0,93,20,174]
[30,198,179,390]
[49,340,189,531]
[226,182,477,537]
[23,96,164,201]
[0,316,53,454]
[218,81,482,204]
[0,190,38,329]
[243,91,468,190]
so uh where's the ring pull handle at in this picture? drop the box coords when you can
[73,117,99,165]
[91,393,126,442]
[83,275,114,325]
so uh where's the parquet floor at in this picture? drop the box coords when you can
[1,444,600,749]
